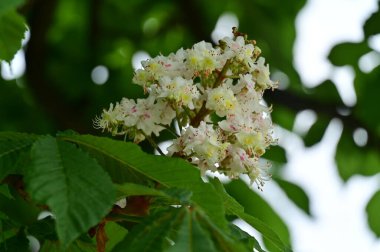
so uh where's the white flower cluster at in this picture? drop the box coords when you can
[95,29,278,187]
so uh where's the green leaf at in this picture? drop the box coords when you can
[336,128,380,181]
[328,42,371,67]
[59,134,227,230]
[0,0,24,16]
[113,205,247,252]
[115,183,167,200]
[0,132,38,180]
[112,208,183,252]
[196,209,249,252]
[262,145,287,164]
[162,188,193,204]
[0,10,26,62]
[0,184,11,198]
[303,118,329,147]
[364,8,380,38]
[27,216,57,241]
[229,224,266,252]
[208,178,244,215]
[104,222,128,252]
[25,135,116,247]
[168,208,218,252]
[271,106,296,131]
[354,66,380,133]
[237,213,291,252]
[39,239,97,252]
[210,179,289,252]
[225,180,292,252]
[0,189,39,226]
[39,240,64,252]
[274,178,311,216]
[366,190,380,237]
[0,229,29,252]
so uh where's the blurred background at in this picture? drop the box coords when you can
[1,0,380,251]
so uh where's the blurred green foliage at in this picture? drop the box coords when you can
[1,0,380,248]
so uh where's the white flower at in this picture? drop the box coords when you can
[251,57,277,89]
[93,102,126,135]
[235,131,266,156]
[206,84,238,117]
[187,41,223,73]
[167,121,229,172]
[223,36,255,63]
[133,69,153,87]
[222,145,270,188]
[129,97,174,137]
[156,76,200,109]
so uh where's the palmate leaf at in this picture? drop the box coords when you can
[0,132,38,180]
[25,136,115,247]
[59,134,227,230]
[113,206,248,252]
[112,208,183,252]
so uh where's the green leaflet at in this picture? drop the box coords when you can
[213,179,291,252]
[27,216,57,241]
[59,134,227,230]
[116,183,192,206]
[0,229,29,252]
[328,42,371,67]
[25,136,115,247]
[0,189,39,226]
[0,132,38,180]
[262,145,287,164]
[115,183,167,199]
[104,222,128,252]
[336,127,380,181]
[303,117,329,147]
[366,190,380,237]
[0,10,26,62]
[274,178,311,216]
[196,209,249,252]
[229,224,266,252]
[0,0,25,16]
[167,209,218,252]
[39,239,97,252]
